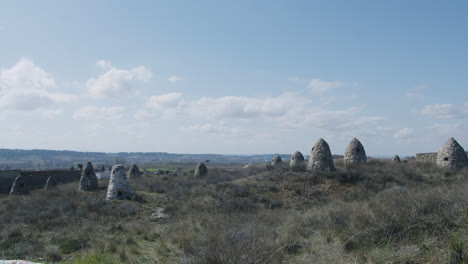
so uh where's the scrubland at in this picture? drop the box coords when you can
[0,160,467,263]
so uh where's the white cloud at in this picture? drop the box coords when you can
[146,92,184,110]
[73,105,124,121]
[168,75,182,83]
[419,102,468,120]
[308,78,344,93]
[393,128,414,138]
[86,63,152,98]
[406,85,425,101]
[96,60,112,69]
[0,57,77,116]
[182,123,240,135]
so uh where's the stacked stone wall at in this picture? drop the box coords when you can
[0,170,81,194]
[416,152,468,164]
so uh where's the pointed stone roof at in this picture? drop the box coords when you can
[106,164,132,200]
[44,176,57,190]
[79,162,99,191]
[436,137,468,168]
[127,164,142,178]
[290,151,305,169]
[392,155,401,163]
[307,138,335,172]
[271,154,283,169]
[9,175,29,195]
[194,162,208,177]
[344,138,367,165]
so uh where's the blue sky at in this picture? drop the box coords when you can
[0,0,467,157]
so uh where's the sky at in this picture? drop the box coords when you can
[0,0,467,157]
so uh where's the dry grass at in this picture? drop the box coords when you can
[0,161,467,263]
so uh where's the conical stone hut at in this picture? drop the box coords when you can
[344,138,367,165]
[290,151,305,170]
[106,164,132,200]
[307,138,335,172]
[271,155,283,169]
[392,155,401,163]
[194,162,208,177]
[127,164,142,179]
[79,162,99,191]
[9,175,29,195]
[436,137,468,168]
[44,176,57,190]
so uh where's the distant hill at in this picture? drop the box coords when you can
[0,149,309,169]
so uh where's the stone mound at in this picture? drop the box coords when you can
[127,164,142,178]
[9,175,29,195]
[392,155,401,163]
[44,176,57,190]
[79,162,99,191]
[344,138,367,165]
[194,162,208,177]
[290,151,305,169]
[307,138,335,172]
[436,137,468,168]
[271,155,283,169]
[107,164,132,200]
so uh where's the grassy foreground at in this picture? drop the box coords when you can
[0,160,467,263]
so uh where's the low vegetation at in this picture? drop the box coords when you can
[0,161,467,263]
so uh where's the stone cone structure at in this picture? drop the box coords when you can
[107,164,132,200]
[392,155,401,163]
[127,164,142,179]
[44,176,57,190]
[436,137,468,168]
[194,162,208,177]
[79,162,99,191]
[344,138,367,165]
[307,138,335,172]
[290,151,305,169]
[271,155,283,169]
[9,175,29,195]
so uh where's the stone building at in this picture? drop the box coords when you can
[106,164,132,200]
[194,162,208,177]
[271,155,283,169]
[307,138,335,172]
[79,162,99,191]
[127,164,142,179]
[290,151,305,170]
[9,175,29,195]
[392,155,401,163]
[344,138,367,165]
[436,137,468,168]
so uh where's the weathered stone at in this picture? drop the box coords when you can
[436,137,468,168]
[106,164,132,200]
[307,138,335,172]
[127,164,142,178]
[150,207,169,220]
[344,138,367,165]
[79,162,99,191]
[9,175,29,195]
[392,155,401,163]
[194,162,208,177]
[44,176,57,190]
[290,151,305,169]
[271,155,283,169]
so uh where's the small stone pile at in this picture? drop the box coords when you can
[392,155,401,163]
[79,162,99,191]
[9,175,29,195]
[271,155,283,169]
[127,164,142,179]
[290,151,305,170]
[194,162,208,177]
[344,138,367,165]
[436,137,468,168]
[106,164,132,200]
[308,138,335,172]
[44,176,57,190]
